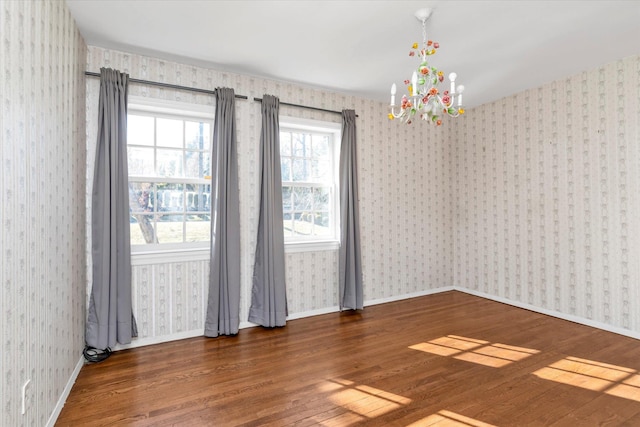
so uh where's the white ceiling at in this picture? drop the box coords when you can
[66,0,640,108]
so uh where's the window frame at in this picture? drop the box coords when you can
[279,116,341,253]
[127,96,214,255]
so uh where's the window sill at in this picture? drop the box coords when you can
[129,241,339,264]
[131,247,210,265]
[284,240,340,253]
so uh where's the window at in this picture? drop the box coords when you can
[279,117,340,251]
[127,98,213,252]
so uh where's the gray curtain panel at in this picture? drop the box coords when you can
[339,109,363,310]
[249,95,288,327]
[205,88,241,337]
[86,68,138,349]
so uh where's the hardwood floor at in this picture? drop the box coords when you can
[56,291,640,426]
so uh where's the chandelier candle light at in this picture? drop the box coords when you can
[389,8,465,125]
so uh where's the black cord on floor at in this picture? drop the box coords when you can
[83,346,112,363]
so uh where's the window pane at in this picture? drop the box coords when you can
[128,147,154,176]
[157,149,184,177]
[292,159,310,182]
[283,212,293,237]
[130,214,156,245]
[156,183,184,212]
[157,118,183,148]
[201,123,210,149]
[128,115,154,146]
[155,214,185,243]
[312,134,329,158]
[281,158,291,181]
[185,121,210,150]
[293,212,313,236]
[314,213,331,236]
[203,183,212,211]
[129,182,156,214]
[310,159,330,181]
[293,187,312,211]
[185,150,210,178]
[185,183,211,211]
[313,187,330,211]
[282,186,292,212]
[292,133,309,157]
[280,132,291,156]
[185,214,210,242]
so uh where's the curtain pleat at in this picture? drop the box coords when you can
[249,95,288,327]
[339,109,363,310]
[205,87,241,337]
[86,67,138,349]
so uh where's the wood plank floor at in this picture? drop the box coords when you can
[56,291,640,426]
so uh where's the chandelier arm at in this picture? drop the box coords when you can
[389,106,409,119]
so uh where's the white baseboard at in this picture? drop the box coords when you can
[364,286,455,307]
[239,321,259,329]
[83,285,639,354]
[287,305,340,320]
[283,286,456,320]
[46,355,84,427]
[455,287,640,341]
[113,329,206,351]
[97,285,640,354]
[110,287,456,349]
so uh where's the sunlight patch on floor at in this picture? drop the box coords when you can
[410,335,539,367]
[405,409,497,426]
[318,411,366,426]
[533,356,640,402]
[317,378,412,421]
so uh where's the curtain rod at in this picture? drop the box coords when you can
[253,97,357,117]
[85,72,356,115]
[84,71,248,100]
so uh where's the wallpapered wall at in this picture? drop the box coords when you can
[85,46,454,344]
[1,1,87,426]
[453,54,640,336]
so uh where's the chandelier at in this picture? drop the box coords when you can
[388,8,465,125]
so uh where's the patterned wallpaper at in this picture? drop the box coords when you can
[1,1,87,426]
[85,46,453,344]
[454,55,640,336]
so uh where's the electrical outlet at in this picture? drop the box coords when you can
[21,379,31,415]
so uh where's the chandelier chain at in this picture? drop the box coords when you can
[421,18,427,50]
